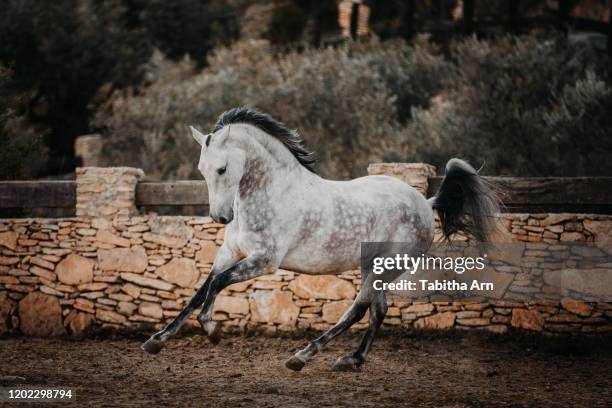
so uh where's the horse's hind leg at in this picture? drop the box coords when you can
[332,291,387,371]
[285,289,374,371]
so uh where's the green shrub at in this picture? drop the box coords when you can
[96,34,612,180]
[0,67,47,180]
[407,35,612,176]
[96,38,447,179]
[266,0,339,46]
[0,0,240,176]
[0,0,151,174]
[542,71,612,176]
[266,2,308,45]
[134,0,239,63]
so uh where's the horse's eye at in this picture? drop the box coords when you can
[217,166,226,175]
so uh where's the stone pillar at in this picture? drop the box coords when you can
[367,163,436,196]
[76,167,144,219]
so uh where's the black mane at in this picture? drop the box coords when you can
[213,107,316,172]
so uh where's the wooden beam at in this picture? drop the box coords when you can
[427,177,612,213]
[2,178,611,214]
[135,181,209,206]
[0,181,76,208]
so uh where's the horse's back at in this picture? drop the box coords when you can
[333,174,434,242]
[279,174,435,274]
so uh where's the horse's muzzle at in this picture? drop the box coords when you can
[212,210,233,225]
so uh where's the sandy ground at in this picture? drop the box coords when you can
[1,330,611,407]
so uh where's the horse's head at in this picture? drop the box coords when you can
[190,125,245,224]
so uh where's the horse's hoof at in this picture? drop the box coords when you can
[332,356,362,372]
[285,356,306,372]
[205,322,222,345]
[141,337,164,355]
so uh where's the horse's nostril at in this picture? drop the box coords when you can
[219,216,228,224]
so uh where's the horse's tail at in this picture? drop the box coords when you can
[428,158,501,242]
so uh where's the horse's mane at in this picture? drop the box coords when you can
[212,107,317,173]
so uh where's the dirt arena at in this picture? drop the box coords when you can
[1,330,611,407]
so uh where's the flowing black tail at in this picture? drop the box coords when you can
[429,159,501,242]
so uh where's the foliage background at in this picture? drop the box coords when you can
[97,35,612,179]
[1,0,611,180]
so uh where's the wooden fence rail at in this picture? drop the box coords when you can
[0,181,76,209]
[136,181,209,206]
[2,177,612,214]
[427,177,612,214]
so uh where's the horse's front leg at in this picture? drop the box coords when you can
[141,243,239,354]
[195,254,276,341]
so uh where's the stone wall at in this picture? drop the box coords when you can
[1,166,611,338]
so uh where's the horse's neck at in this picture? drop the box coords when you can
[236,129,315,201]
[244,128,301,169]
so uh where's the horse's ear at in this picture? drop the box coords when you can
[190,126,207,146]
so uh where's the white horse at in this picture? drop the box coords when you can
[142,107,499,371]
